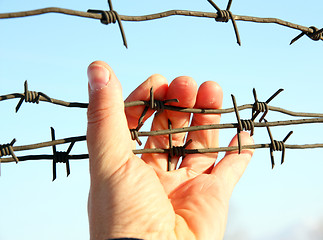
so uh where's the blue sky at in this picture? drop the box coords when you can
[0,0,322,239]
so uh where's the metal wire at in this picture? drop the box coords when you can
[2,143,323,164]
[1,117,322,158]
[0,0,322,179]
[1,99,322,177]
[2,84,323,118]
[1,84,323,176]
[0,0,322,46]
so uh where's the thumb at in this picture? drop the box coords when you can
[87,61,133,179]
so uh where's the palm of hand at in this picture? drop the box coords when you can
[100,155,228,240]
[87,62,253,240]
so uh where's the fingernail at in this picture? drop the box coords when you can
[88,64,110,91]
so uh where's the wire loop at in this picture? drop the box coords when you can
[51,127,74,181]
[149,87,178,115]
[0,139,19,163]
[251,88,283,122]
[54,151,69,163]
[87,0,128,48]
[207,0,241,45]
[290,26,323,45]
[87,9,117,24]
[307,26,323,41]
[170,139,193,158]
[265,120,293,168]
[130,122,143,146]
[15,80,52,113]
[216,10,231,23]
[241,119,255,136]
[252,101,268,122]
[231,94,256,154]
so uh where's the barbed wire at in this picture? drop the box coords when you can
[1,131,323,177]
[1,81,323,118]
[0,0,322,47]
[1,0,322,180]
[1,83,323,179]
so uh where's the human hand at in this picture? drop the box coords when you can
[87,61,254,240]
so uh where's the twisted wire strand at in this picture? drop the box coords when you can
[0,5,322,45]
[2,143,323,163]
[1,117,321,154]
[1,2,322,177]
[2,89,323,118]
[139,118,323,137]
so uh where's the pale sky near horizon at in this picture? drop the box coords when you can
[0,0,322,239]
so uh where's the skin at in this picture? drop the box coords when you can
[87,61,254,240]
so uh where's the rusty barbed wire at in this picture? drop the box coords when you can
[2,82,323,178]
[264,120,293,169]
[0,80,88,109]
[1,114,323,179]
[0,0,322,46]
[2,141,323,165]
[1,117,323,155]
[2,82,323,118]
[1,0,322,179]
[1,82,323,178]
[0,128,322,178]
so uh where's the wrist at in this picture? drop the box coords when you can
[91,231,176,240]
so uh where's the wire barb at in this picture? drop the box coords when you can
[251,88,283,122]
[231,94,255,154]
[51,127,74,181]
[15,80,52,113]
[149,87,179,115]
[129,103,149,146]
[168,119,173,171]
[167,119,193,171]
[87,0,127,48]
[0,139,19,163]
[130,122,144,146]
[265,120,293,169]
[170,139,193,158]
[290,26,323,45]
[207,0,241,45]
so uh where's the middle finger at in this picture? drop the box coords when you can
[142,76,197,171]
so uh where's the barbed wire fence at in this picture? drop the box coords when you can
[0,0,322,180]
